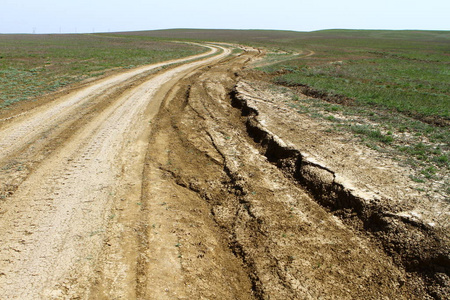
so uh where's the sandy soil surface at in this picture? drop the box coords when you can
[0,44,447,299]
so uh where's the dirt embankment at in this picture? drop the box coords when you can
[231,80,449,298]
[0,43,447,299]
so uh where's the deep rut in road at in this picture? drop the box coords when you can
[0,45,230,299]
[0,44,446,299]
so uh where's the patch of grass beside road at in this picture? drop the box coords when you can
[254,31,450,123]
[273,55,449,121]
[0,34,204,109]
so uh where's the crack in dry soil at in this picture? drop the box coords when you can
[128,52,436,299]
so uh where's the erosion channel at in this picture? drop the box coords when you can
[0,44,447,299]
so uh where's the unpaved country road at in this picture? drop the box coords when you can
[0,42,444,299]
[0,44,230,299]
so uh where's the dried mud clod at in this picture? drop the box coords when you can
[231,81,450,299]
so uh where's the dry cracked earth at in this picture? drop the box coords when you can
[0,44,448,299]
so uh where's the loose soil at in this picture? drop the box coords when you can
[0,43,447,299]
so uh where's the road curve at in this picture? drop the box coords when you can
[0,44,231,299]
[0,44,219,162]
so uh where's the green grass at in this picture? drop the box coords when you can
[350,125,394,144]
[272,55,449,119]
[0,34,205,109]
[259,33,450,121]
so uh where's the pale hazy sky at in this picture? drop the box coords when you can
[1,0,449,34]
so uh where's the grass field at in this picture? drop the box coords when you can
[0,34,204,109]
[260,31,450,122]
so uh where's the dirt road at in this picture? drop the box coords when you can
[0,45,230,298]
[0,44,447,299]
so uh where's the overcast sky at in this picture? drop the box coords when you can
[1,0,449,34]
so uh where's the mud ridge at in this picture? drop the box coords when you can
[231,83,450,298]
[205,135,267,300]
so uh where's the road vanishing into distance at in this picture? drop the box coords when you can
[0,43,444,299]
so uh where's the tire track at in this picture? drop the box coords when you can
[0,44,230,299]
[0,45,218,204]
[0,45,216,163]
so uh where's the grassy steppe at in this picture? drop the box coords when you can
[261,31,450,122]
[0,34,204,109]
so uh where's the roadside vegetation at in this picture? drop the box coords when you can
[0,34,204,109]
[262,33,449,122]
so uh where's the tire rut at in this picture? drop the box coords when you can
[0,44,229,299]
[0,48,216,204]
